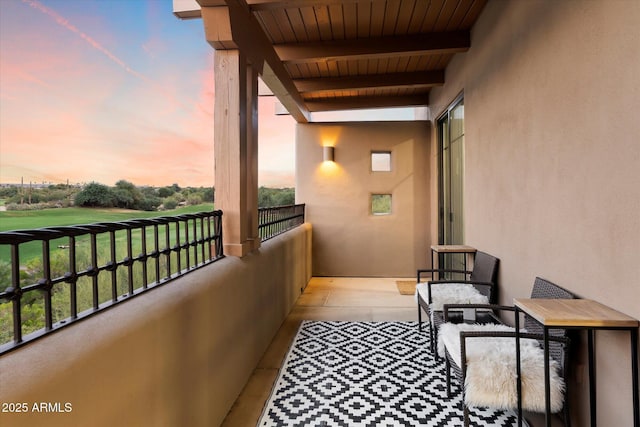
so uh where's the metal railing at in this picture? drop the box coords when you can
[258,204,305,241]
[0,211,223,354]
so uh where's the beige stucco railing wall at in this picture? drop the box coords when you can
[0,223,312,427]
[428,1,640,425]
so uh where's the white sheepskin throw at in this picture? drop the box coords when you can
[439,323,565,413]
[415,282,489,311]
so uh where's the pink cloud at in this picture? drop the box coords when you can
[21,0,150,83]
[0,66,55,93]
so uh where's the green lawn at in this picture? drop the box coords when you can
[0,204,215,262]
[0,204,214,232]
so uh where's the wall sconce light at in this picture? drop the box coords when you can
[323,146,335,162]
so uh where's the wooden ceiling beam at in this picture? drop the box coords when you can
[246,0,380,11]
[306,94,429,112]
[294,70,444,93]
[275,31,470,64]
[198,0,377,9]
[198,0,226,6]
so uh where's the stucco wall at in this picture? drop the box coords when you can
[428,1,640,425]
[0,224,312,427]
[296,121,431,277]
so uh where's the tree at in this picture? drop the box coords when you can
[114,180,142,209]
[202,187,214,203]
[138,194,162,211]
[157,186,174,198]
[258,187,295,207]
[113,188,134,208]
[140,186,158,197]
[75,183,115,207]
[258,187,274,207]
[273,188,295,206]
[163,196,179,210]
[188,194,203,205]
[0,186,19,198]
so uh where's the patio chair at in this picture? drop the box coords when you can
[416,251,500,353]
[439,277,574,427]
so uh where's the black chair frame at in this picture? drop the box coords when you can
[416,251,500,353]
[441,277,574,427]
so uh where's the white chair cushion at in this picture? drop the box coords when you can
[415,282,489,311]
[439,322,565,413]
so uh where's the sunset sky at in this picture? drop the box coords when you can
[0,0,296,188]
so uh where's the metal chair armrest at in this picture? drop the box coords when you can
[417,268,471,282]
[458,330,570,377]
[443,303,513,321]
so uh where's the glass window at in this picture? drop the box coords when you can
[438,95,465,278]
[371,152,391,172]
[371,194,392,215]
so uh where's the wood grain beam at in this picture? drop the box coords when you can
[245,0,382,11]
[198,0,376,10]
[306,94,429,112]
[275,32,470,64]
[294,70,444,93]
[198,0,226,5]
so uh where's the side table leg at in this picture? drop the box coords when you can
[588,329,596,427]
[515,309,522,427]
[631,328,639,427]
[463,253,467,278]
[544,327,551,427]
[431,249,436,280]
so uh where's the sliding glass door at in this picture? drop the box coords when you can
[438,95,465,273]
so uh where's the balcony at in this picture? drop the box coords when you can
[1,1,639,426]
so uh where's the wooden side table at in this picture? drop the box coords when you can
[513,298,639,427]
[430,245,477,279]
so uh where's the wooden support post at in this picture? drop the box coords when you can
[214,49,259,256]
[246,63,261,251]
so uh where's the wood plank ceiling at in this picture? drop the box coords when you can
[195,0,487,122]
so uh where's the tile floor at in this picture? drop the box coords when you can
[221,277,417,426]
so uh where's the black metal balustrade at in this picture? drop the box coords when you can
[258,204,305,241]
[0,211,223,354]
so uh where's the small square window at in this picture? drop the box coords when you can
[371,152,391,172]
[371,194,392,215]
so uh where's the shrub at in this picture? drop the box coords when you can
[75,183,115,207]
[163,197,179,210]
[187,195,203,205]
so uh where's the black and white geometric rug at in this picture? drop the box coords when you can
[258,321,525,427]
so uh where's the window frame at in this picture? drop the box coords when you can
[370,151,392,172]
